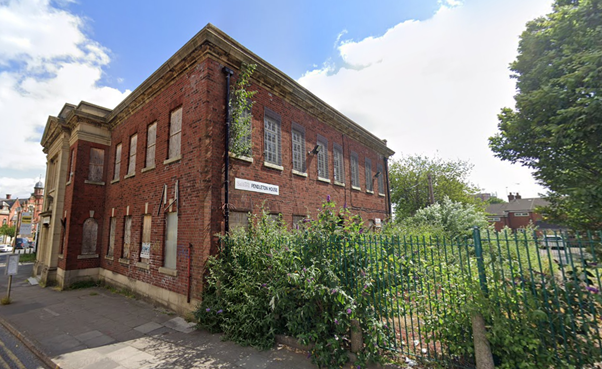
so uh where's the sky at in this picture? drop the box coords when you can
[0,0,553,200]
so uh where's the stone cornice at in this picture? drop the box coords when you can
[106,24,394,157]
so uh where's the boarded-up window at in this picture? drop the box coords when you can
[127,134,137,176]
[122,215,132,258]
[333,144,344,184]
[264,110,281,165]
[351,152,360,188]
[292,215,308,228]
[168,108,182,159]
[107,217,116,257]
[140,214,152,261]
[82,218,98,255]
[146,122,156,168]
[230,211,249,232]
[317,136,328,179]
[365,158,373,192]
[113,144,122,181]
[164,212,177,269]
[88,148,104,182]
[377,162,385,195]
[291,124,305,173]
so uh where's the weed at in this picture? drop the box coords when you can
[0,296,11,305]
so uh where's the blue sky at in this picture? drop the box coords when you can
[0,0,552,199]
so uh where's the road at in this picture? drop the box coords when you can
[0,323,49,369]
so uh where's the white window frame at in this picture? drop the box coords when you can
[264,109,282,167]
[317,135,328,180]
[127,134,137,176]
[365,158,373,192]
[113,144,122,181]
[351,152,360,189]
[333,143,344,184]
[145,122,157,169]
[291,123,306,174]
[164,211,178,269]
[168,107,182,160]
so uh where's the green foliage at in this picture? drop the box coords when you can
[195,200,391,368]
[229,63,257,157]
[389,155,480,220]
[489,0,602,229]
[0,224,16,238]
[486,196,506,205]
[404,197,489,239]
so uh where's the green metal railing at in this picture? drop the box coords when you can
[323,229,602,368]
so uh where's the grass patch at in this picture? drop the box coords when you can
[67,279,100,290]
[19,253,36,263]
[103,284,137,299]
[89,292,98,296]
[0,297,11,305]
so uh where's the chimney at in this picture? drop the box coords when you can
[515,193,521,200]
[508,192,515,201]
[6,194,11,200]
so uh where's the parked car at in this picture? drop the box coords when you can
[539,235,592,265]
[0,244,13,253]
[14,238,30,250]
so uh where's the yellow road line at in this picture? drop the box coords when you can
[0,352,12,369]
[0,339,26,369]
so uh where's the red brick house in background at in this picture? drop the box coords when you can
[486,192,560,232]
[0,183,44,243]
[36,24,394,313]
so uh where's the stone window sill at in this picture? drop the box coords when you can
[292,170,307,177]
[141,166,155,173]
[318,177,331,184]
[334,181,345,187]
[136,261,150,270]
[65,180,71,186]
[105,255,114,261]
[229,152,253,163]
[119,258,130,265]
[158,267,177,277]
[264,162,283,171]
[379,193,386,197]
[163,156,182,165]
[352,186,361,191]
[58,254,64,259]
[84,180,105,186]
[111,178,120,184]
[366,190,374,195]
[124,173,135,179]
[78,254,99,260]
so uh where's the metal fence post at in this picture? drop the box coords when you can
[473,227,489,298]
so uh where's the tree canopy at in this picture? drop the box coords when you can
[389,155,480,220]
[489,0,602,229]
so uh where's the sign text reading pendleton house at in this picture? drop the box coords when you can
[235,178,279,195]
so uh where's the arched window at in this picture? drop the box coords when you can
[82,218,98,255]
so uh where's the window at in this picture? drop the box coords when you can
[67,149,75,181]
[317,136,328,180]
[127,134,137,176]
[81,218,98,255]
[107,217,116,257]
[365,158,373,192]
[291,123,306,173]
[168,107,182,160]
[377,162,385,195]
[489,217,501,221]
[122,215,132,259]
[164,211,178,269]
[231,108,252,157]
[514,212,529,217]
[264,109,281,166]
[113,144,122,181]
[140,214,152,262]
[351,152,360,188]
[333,144,344,184]
[88,148,104,182]
[145,122,157,168]
[230,211,250,231]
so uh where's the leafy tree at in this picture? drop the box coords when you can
[405,196,489,239]
[489,0,602,229]
[389,155,480,220]
[0,224,15,238]
[486,195,506,205]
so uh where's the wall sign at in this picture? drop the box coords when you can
[140,242,151,259]
[235,178,279,196]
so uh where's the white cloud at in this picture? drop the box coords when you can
[299,0,553,198]
[0,0,130,197]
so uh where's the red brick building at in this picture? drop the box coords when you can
[36,24,394,313]
[486,193,551,231]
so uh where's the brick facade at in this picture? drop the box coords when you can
[37,24,394,313]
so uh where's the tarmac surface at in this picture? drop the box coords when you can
[0,263,319,369]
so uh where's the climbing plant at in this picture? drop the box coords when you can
[229,63,257,157]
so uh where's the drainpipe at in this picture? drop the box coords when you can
[384,156,392,219]
[223,67,234,234]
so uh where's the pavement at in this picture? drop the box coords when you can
[0,263,319,369]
